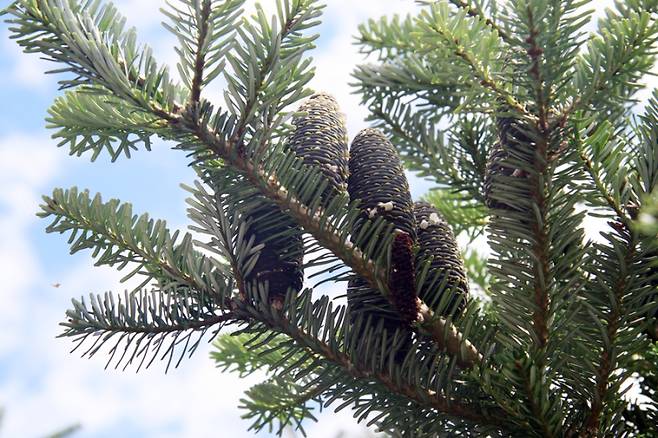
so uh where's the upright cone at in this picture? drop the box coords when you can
[242,201,304,306]
[289,92,349,203]
[414,202,469,315]
[241,93,350,306]
[484,115,533,212]
[347,128,418,361]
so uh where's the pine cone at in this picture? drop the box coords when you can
[289,92,349,203]
[347,128,418,360]
[414,202,469,315]
[484,116,532,211]
[240,93,348,306]
[348,128,416,238]
[242,201,304,306]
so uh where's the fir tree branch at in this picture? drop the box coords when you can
[184,180,264,301]
[416,3,529,118]
[217,0,320,156]
[523,7,553,359]
[47,86,168,161]
[355,14,418,59]
[240,377,328,435]
[574,119,635,227]
[6,0,184,115]
[578,87,658,437]
[513,358,556,438]
[61,289,236,372]
[162,0,243,107]
[578,151,632,226]
[247,303,503,429]
[559,7,658,128]
[190,0,212,105]
[579,228,639,438]
[514,10,564,435]
[187,119,483,369]
[579,246,631,437]
[65,304,236,336]
[445,0,511,43]
[39,187,224,297]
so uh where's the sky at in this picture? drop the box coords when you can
[0,0,644,437]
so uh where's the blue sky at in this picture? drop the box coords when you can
[0,0,643,437]
[0,1,428,437]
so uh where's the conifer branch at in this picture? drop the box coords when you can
[525,8,551,352]
[67,308,236,336]
[240,376,327,434]
[446,0,511,43]
[518,10,564,436]
[417,4,529,118]
[355,15,418,59]
[187,119,483,369]
[190,0,212,105]
[559,8,658,128]
[250,305,503,429]
[61,288,237,372]
[579,272,626,437]
[39,188,220,296]
[184,180,263,302]
[578,151,632,226]
[578,225,645,437]
[515,359,556,438]
[417,305,483,368]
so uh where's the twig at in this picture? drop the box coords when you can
[447,0,512,44]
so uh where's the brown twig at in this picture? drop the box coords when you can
[251,307,504,429]
[189,0,212,106]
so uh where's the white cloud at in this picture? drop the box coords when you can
[0,134,62,356]
[1,343,260,437]
[0,134,61,186]
[0,31,56,89]
[0,234,35,354]
[0,252,262,437]
[308,1,421,137]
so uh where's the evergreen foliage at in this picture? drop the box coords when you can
[4,0,658,436]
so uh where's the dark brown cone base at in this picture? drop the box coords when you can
[243,202,304,304]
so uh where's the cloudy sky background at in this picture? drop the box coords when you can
[0,0,645,437]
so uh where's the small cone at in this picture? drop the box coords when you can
[414,202,469,315]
